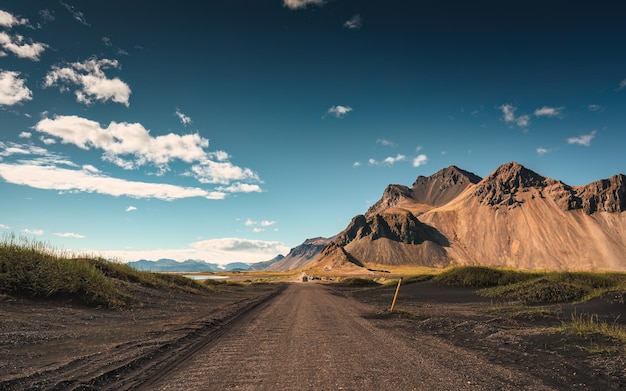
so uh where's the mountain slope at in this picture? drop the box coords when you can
[308,162,626,272]
[267,237,332,271]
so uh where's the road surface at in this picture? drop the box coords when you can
[138,283,554,390]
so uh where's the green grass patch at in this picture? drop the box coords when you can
[559,312,626,353]
[489,305,561,321]
[435,266,538,288]
[338,277,381,287]
[480,278,588,304]
[434,266,626,305]
[0,234,207,308]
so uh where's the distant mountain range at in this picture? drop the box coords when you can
[130,162,626,273]
[265,162,626,272]
[127,259,250,272]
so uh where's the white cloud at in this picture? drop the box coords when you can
[499,104,530,128]
[191,161,260,186]
[412,154,428,167]
[618,79,626,91]
[567,130,596,147]
[534,106,564,117]
[0,163,221,201]
[125,206,137,212]
[353,161,361,167]
[35,115,207,166]
[0,32,47,61]
[0,70,32,105]
[175,109,192,125]
[243,218,277,233]
[43,58,131,106]
[34,115,261,190]
[82,164,99,173]
[40,136,56,145]
[39,9,55,23]
[0,10,28,27]
[23,228,44,236]
[0,224,10,229]
[19,131,31,138]
[60,1,90,26]
[191,237,286,253]
[369,154,406,166]
[54,232,85,238]
[376,138,395,147]
[536,147,551,155]
[344,15,362,29]
[588,104,603,112]
[283,0,325,9]
[326,105,352,118]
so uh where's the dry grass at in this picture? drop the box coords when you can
[0,234,207,308]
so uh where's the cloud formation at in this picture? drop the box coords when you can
[326,105,352,118]
[567,130,596,147]
[368,154,406,166]
[534,106,564,118]
[376,138,396,147]
[43,58,131,106]
[0,31,48,61]
[500,104,530,128]
[175,109,192,125]
[344,15,363,29]
[54,232,85,238]
[536,147,551,156]
[125,206,137,212]
[0,70,32,105]
[412,154,428,167]
[60,1,90,26]
[0,10,28,27]
[35,115,206,168]
[283,0,325,9]
[27,115,261,195]
[23,228,43,235]
[0,162,225,201]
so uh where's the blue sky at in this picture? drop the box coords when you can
[1,0,625,264]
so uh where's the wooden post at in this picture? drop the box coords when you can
[390,277,403,312]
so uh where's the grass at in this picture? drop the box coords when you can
[435,266,539,288]
[559,312,626,353]
[434,266,626,304]
[338,277,381,287]
[0,234,207,308]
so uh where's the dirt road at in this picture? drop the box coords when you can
[142,283,554,390]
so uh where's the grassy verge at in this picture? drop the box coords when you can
[435,266,626,304]
[559,312,626,353]
[0,234,206,308]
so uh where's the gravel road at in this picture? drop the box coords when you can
[146,282,555,390]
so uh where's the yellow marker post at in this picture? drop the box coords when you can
[390,277,403,312]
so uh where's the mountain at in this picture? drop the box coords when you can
[127,259,250,272]
[266,237,332,271]
[248,254,285,271]
[307,162,626,272]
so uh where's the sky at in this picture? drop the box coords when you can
[1,0,625,265]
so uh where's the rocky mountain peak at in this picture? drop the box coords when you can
[576,174,626,213]
[410,165,482,207]
[474,162,554,207]
[412,165,481,190]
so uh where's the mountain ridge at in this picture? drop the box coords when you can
[302,162,626,272]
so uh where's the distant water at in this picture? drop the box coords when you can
[183,275,230,280]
